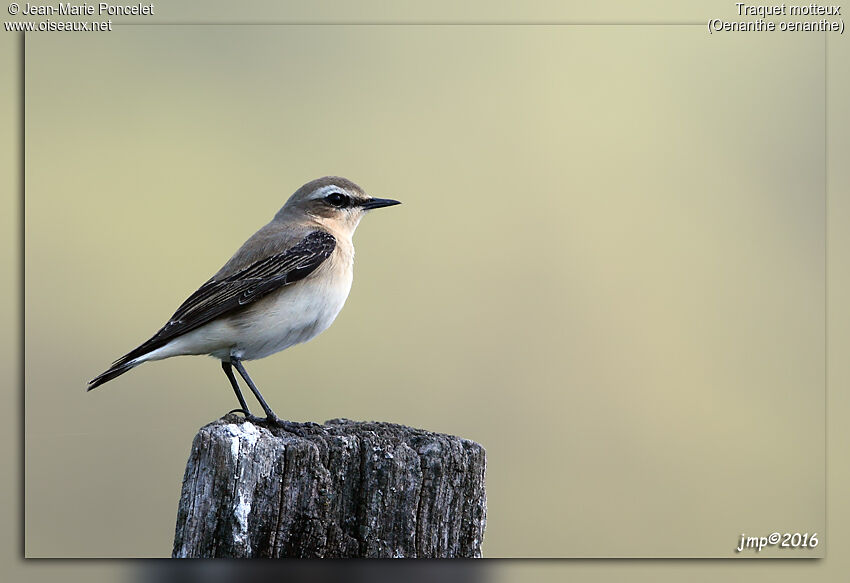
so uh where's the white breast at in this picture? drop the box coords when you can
[227,264,353,360]
[142,243,355,363]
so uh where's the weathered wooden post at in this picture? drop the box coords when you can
[172,415,487,558]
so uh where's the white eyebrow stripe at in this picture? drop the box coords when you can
[308,185,346,200]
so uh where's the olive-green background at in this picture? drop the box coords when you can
[3,0,849,579]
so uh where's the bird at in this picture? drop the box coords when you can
[88,176,400,424]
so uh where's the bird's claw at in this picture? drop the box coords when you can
[225,409,308,435]
[245,414,269,425]
[225,408,267,425]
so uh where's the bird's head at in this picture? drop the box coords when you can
[276,176,400,237]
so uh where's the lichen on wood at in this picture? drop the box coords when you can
[172,415,486,558]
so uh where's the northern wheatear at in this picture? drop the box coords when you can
[88,176,400,424]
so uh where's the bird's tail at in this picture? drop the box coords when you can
[87,356,142,391]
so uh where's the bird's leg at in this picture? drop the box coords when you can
[221,361,255,419]
[231,358,282,425]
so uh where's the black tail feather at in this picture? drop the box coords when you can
[87,360,140,391]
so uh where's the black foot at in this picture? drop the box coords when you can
[225,409,269,425]
[242,413,269,425]
[225,410,309,435]
[239,412,288,427]
[262,416,310,436]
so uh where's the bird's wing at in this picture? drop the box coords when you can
[112,230,336,366]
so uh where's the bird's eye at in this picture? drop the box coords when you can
[325,192,350,208]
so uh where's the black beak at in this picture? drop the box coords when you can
[361,197,401,210]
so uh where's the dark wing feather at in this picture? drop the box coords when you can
[104,230,335,370]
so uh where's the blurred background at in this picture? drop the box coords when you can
[3,1,848,580]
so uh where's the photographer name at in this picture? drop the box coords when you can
[21,3,154,16]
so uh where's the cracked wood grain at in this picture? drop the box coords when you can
[172,415,486,558]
